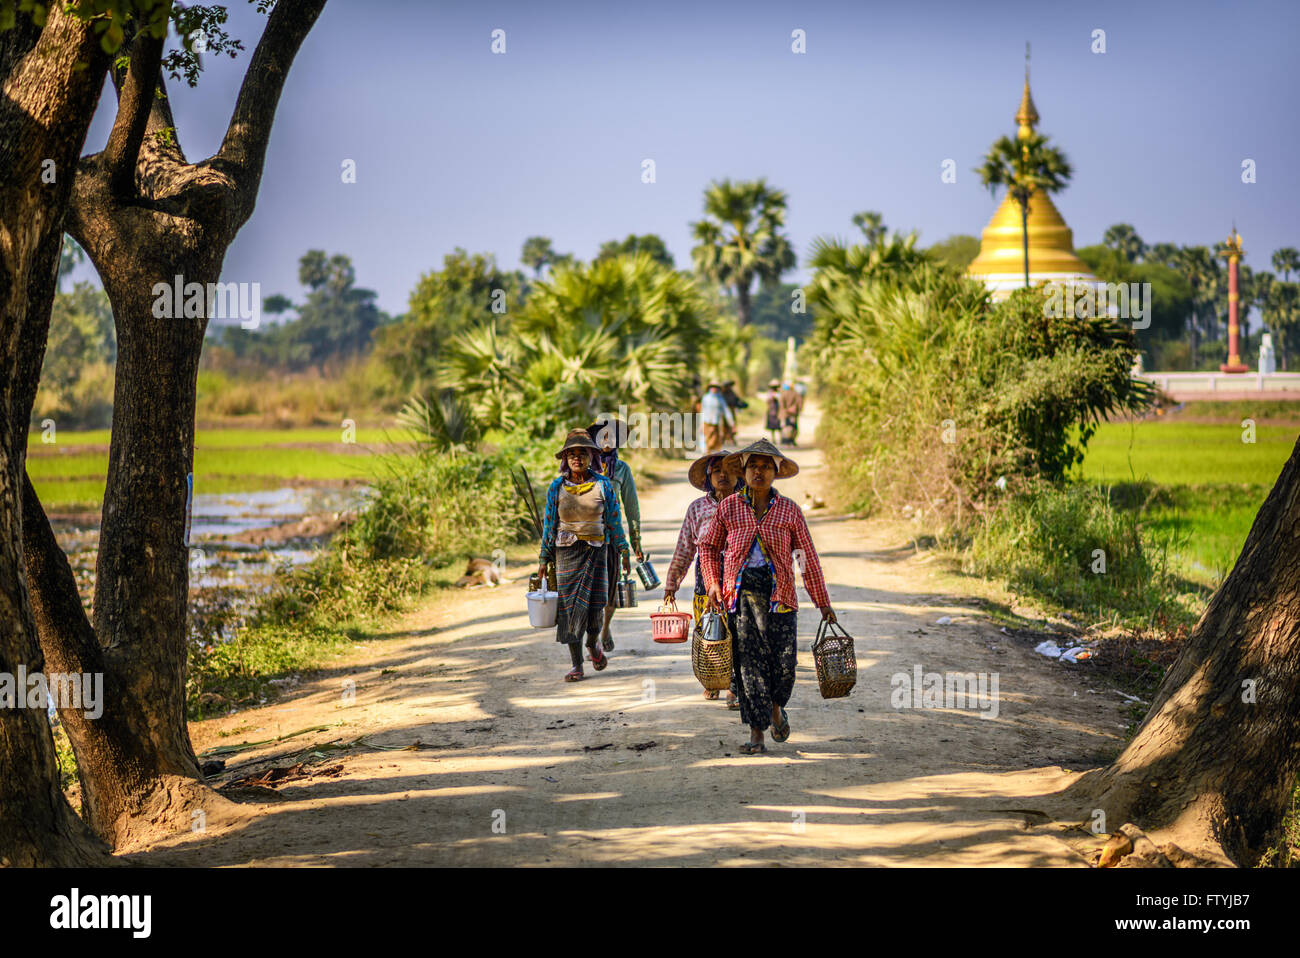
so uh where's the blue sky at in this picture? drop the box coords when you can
[69,0,1300,316]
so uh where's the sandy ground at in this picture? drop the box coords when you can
[132,403,1131,866]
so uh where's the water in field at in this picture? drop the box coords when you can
[54,483,370,637]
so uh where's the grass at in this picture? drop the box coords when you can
[1077,418,1298,588]
[1079,421,1296,487]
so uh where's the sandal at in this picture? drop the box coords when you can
[738,741,767,755]
[726,693,740,710]
[703,689,720,700]
[565,667,584,682]
[589,645,609,672]
[770,707,790,743]
[601,631,614,652]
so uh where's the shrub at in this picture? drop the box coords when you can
[965,483,1197,629]
[810,265,1152,527]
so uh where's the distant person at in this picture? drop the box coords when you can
[588,416,642,653]
[763,379,782,444]
[721,380,747,446]
[665,448,742,705]
[779,383,802,447]
[699,381,733,454]
[538,430,631,682]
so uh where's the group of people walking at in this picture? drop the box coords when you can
[536,407,835,755]
[762,379,805,447]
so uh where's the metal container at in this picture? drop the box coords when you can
[700,610,725,644]
[615,577,637,608]
[634,557,660,590]
[527,589,559,628]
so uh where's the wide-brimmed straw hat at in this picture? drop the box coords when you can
[724,438,798,479]
[587,416,629,450]
[556,428,601,460]
[688,448,735,491]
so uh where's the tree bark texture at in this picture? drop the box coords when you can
[21,0,328,848]
[0,4,115,866]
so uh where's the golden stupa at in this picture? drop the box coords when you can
[967,67,1097,298]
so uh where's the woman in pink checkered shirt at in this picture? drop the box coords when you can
[700,439,836,755]
[664,448,742,706]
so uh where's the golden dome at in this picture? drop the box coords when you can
[967,189,1095,278]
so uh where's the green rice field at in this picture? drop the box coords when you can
[1079,419,1300,585]
[27,426,418,510]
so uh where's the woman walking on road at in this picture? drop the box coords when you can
[588,417,642,652]
[538,429,631,682]
[700,439,836,753]
[664,449,742,705]
[763,379,782,445]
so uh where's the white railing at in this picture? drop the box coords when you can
[1138,371,1300,394]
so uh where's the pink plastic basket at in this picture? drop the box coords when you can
[650,598,692,643]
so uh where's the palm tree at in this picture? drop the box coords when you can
[1103,223,1147,263]
[439,252,722,434]
[1175,246,1218,367]
[805,228,928,312]
[1254,269,1275,334]
[521,236,558,278]
[1147,242,1180,269]
[690,178,795,330]
[976,132,1072,288]
[1270,282,1300,369]
[1272,247,1300,283]
[851,210,886,246]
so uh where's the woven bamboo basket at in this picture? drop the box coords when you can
[692,612,733,691]
[812,619,856,698]
[649,597,692,643]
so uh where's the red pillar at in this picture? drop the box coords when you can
[1221,229,1249,374]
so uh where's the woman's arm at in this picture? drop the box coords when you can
[664,503,698,594]
[602,475,630,560]
[791,507,833,615]
[538,478,560,565]
[617,460,643,557]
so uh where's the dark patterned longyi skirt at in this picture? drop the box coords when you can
[727,567,796,730]
[555,542,608,645]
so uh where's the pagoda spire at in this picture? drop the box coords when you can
[1016,42,1039,139]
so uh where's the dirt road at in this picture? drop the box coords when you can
[137,404,1130,866]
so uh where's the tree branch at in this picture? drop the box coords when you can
[215,0,327,221]
[103,24,166,198]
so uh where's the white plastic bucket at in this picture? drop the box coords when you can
[527,590,559,628]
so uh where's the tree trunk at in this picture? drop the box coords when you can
[1066,434,1300,865]
[0,3,117,867]
[735,280,753,367]
[1020,202,1030,289]
[22,0,328,848]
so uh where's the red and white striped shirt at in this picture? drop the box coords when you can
[665,495,723,593]
[699,489,831,613]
